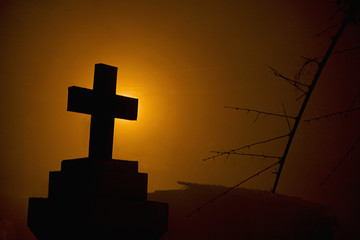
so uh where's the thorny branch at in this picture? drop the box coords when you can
[272,12,352,193]
[269,66,309,94]
[285,45,360,88]
[315,22,342,37]
[224,106,297,119]
[297,45,360,67]
[332,45,360,55]
[274,45,360,96]
[346,88,360,117]
[186,160,281,218]
[282,103,292,132]
[203,134,290,162]
[296,93,307,101]
[196,1,359,214]
[209,151,282,160]
[304,107,360,123]
[295,57,319,83]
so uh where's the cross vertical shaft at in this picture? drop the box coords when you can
[89,64,117,159]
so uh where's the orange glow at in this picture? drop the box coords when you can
[0,0,359,239]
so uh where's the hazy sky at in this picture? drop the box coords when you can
[0,0,359,237]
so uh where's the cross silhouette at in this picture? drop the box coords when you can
[67,63,138,159]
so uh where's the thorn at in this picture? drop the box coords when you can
[254,114,259,123]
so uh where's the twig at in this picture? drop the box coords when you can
[300,45,360,68]
[186,160,281,218]
[295,57,319,82]
[269,66,309,94]
[282,103,292,132]
[304,107,360,123]
[346,89,360,117]
[224,106,297,119]
[296,93,306,101]
[300,56,320,63]
[294,46,360,85]
[320,136,360,185]
[332,45,360,55]
[203,134,290,161]
[329,5,344,21]
[314,22,341,37]
[209,151,282,159]
[292,46,360,85]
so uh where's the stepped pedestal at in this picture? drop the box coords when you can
[28,158,168,239]
[28,64,168,239]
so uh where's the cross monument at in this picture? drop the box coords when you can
[67,63,138,159]
[28,63,168,240]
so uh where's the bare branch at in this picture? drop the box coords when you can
[332,45,360,55]
[253,113,260,123]
[232,153,281,159]
[346,88,360,117]
[269,66,309,94]
[186,160,281,218]
[203,134,290,162]
[282,103,292,132]
[304,107,360,123]
[296,93,306,101]
[210,151,282,159]
[320,136,360,186]
[314,22,342,37]
[336,0,360,22]
[329,5,344,21]
[224,106,297,119]
[300,56,320,64]
[272,14,352,193]
[295,57,319,82]
[300,46,360,72]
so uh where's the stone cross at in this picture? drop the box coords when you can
[67,63,138,159]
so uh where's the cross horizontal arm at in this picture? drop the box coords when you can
[67,86,138,120]
[112,95,138,120]
[67,86,94,115]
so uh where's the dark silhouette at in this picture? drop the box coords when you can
[27,64,168,239]
[149,182,336,239]
[201,2,360,211]
[67,63,138,159]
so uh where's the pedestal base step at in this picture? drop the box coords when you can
[28,197,168,240]
[49,170,148,200]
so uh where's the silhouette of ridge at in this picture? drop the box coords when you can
[149,182,336,240]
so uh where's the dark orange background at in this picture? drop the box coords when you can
[0,0,359,239]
